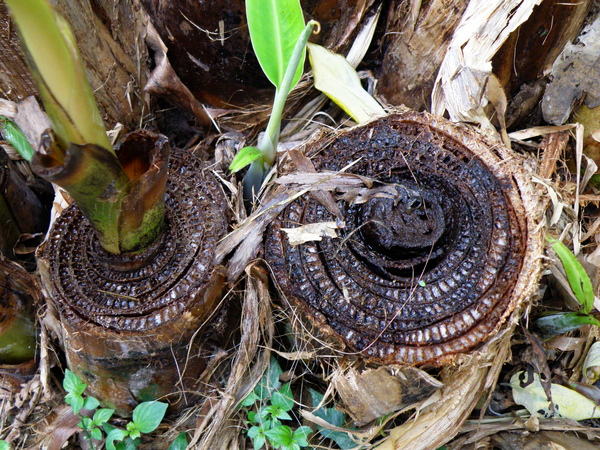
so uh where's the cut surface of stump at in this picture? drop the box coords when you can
[39,146,231,415]
[265,112,542,366]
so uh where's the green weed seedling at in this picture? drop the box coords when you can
[309,389,359,449]
[63,369,186,449]
[536,237,600,336]
[229,0,317,203]
[241,356,312,450]
[64,369,114,446]
[0,440,9,449]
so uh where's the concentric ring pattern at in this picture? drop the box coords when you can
[265,113,528,365]
[43,147,228,332]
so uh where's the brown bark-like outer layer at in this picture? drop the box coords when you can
[40,147,230,414]
[0,147,49,259]
[265,112,533,366]
[141,0,376,107]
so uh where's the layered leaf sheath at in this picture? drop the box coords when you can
[266,112,540,366]
[40,140,231,414]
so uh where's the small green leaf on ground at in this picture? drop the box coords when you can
[265,424,294,446]
[0,117,34,161]
[82,396,100,411]
[105,428,129,450]
[255,356,283,400]
[93,408,115,425]
[547,236,595,313]
[63,369,87,395]
[78,417,93,431]
[291,426,312,447]
[131,401,168,434]
[309,388,358,449]
[271,383,294,411]
[90,427,103,440]
[248,425,267,450]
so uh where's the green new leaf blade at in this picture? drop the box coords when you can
[63,369,86,395]
[82,396,100,411]
[547,236,595,313]
[0,118,34,161]
[271,383,294,412]
[131,401,168,434]
[93,408,115,425]
[229,146,262,173]
[105,428,129,450]
[536,312,600,337]
[246,0,306,90]
[0,441,10,450]
[308,43,386,124]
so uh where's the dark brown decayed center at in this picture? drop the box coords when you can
[43,147,228,331]
[265,115,526,365]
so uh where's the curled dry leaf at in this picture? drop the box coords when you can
[583,341,600,384]
[282,221,344,246]
[543,13,600,125]
[331,365,443,425]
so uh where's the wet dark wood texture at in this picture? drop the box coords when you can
[266,113,528,365]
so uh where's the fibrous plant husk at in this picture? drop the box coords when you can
[37,144,234,416]
[260,111,546,448]
[52,0,150,130]
[378,0,591,125]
